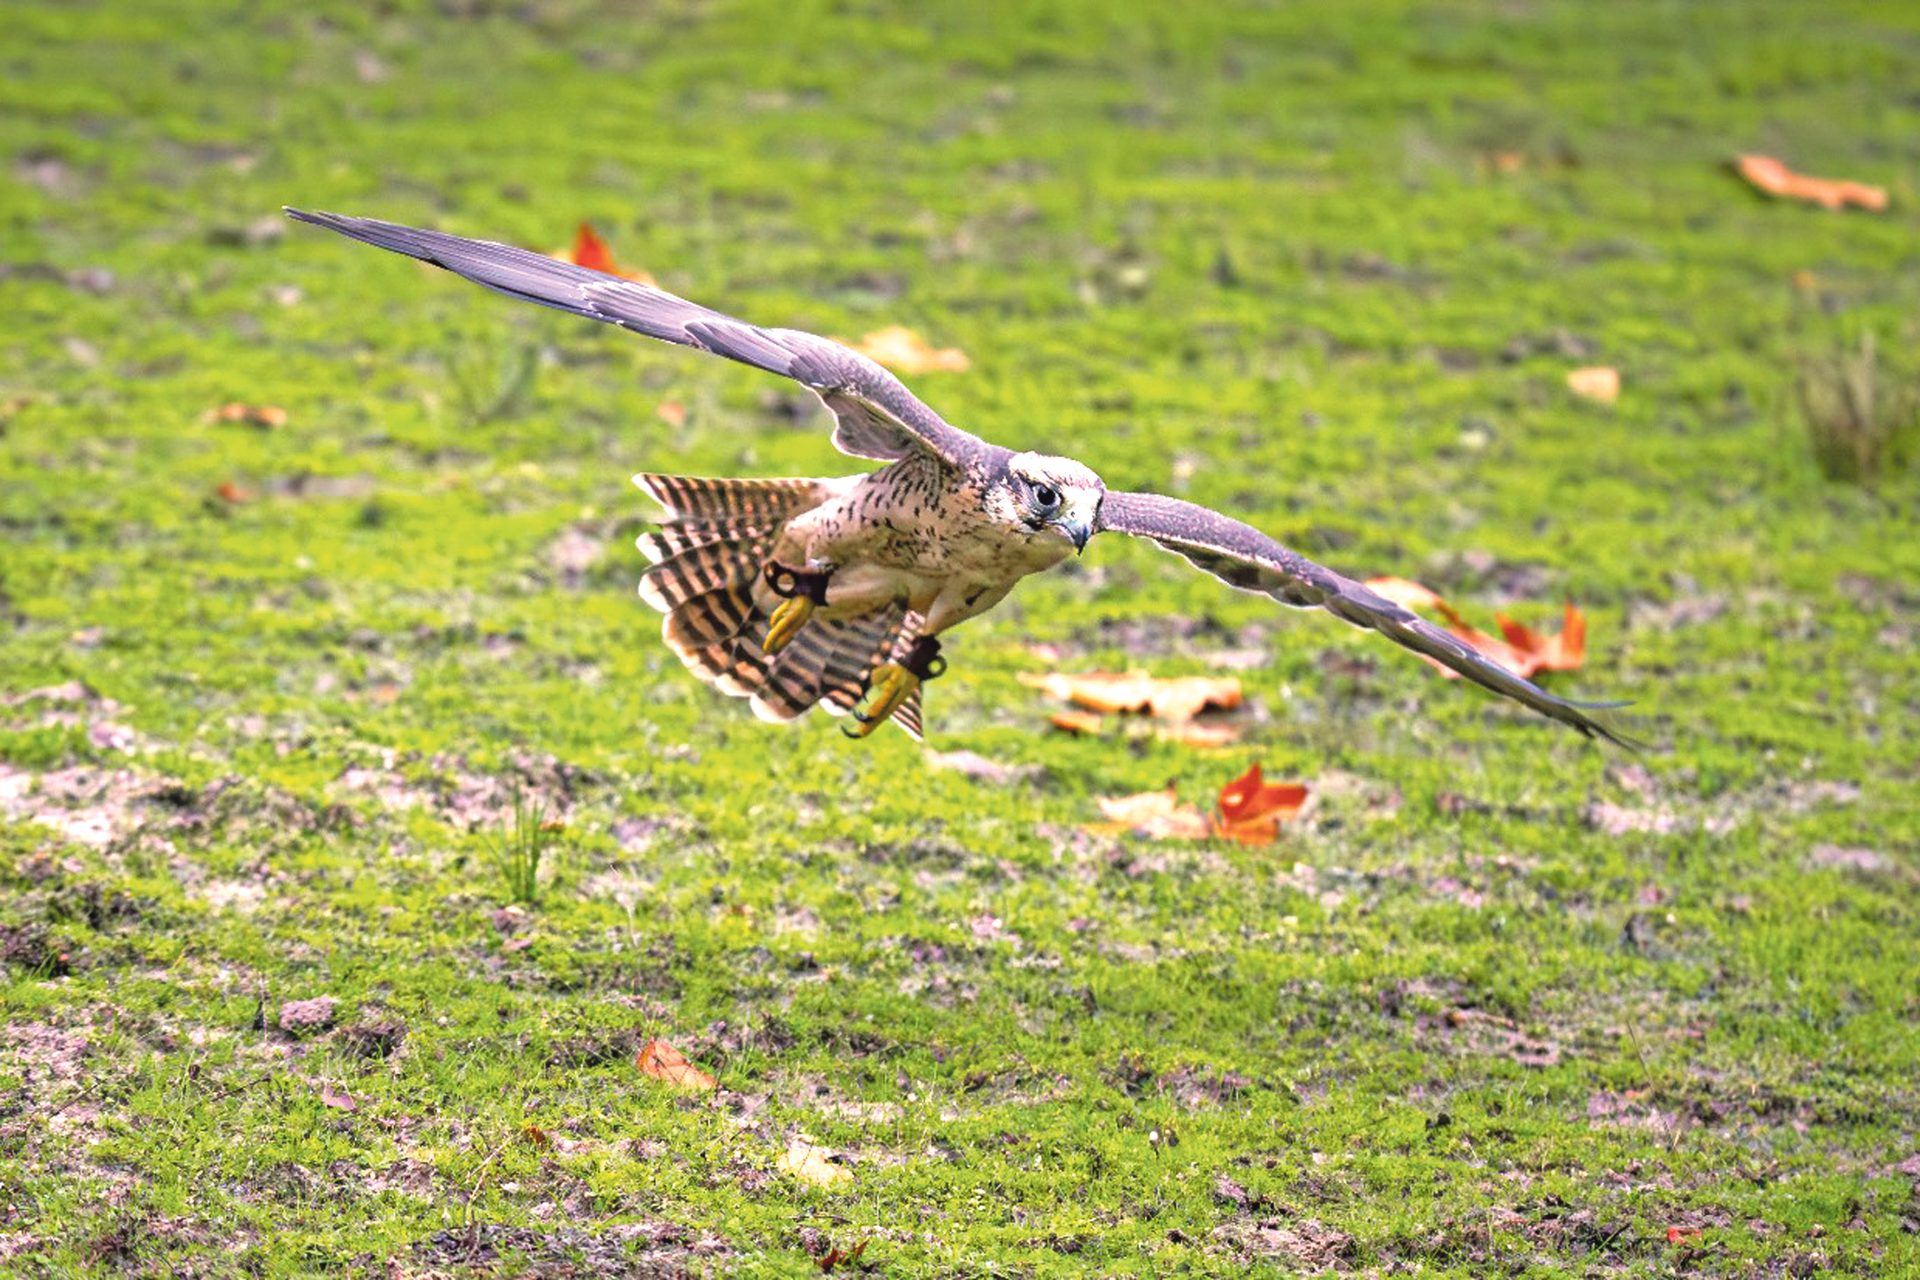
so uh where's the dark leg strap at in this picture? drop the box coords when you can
[901,634,946,681]
[764,562,830,605]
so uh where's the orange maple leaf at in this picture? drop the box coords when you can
[1735,154,1886,212]
[1213,762,1309,844]
[565,223,658,284]
[635,1038,717,1092]
[1496,602,1585,674]
[1365,578,1587,681]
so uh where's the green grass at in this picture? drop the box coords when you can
[4,0,1919,1274]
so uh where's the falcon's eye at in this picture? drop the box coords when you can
[1031,483,1060,510]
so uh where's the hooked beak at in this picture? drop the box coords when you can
[1061,516,1092,554]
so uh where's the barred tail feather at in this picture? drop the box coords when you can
[634,471,923,738]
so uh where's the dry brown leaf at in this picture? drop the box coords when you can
[1019,669,1241,722]
[214,481,255,505]
[1735,154,1887,212]
[204,402,287,429]
[1085,787,1214,841]
[656,400,686,427]
[779,1137,853,1188]
[1566,366,1620,403]
[1365,576,1449,614]
[318,1083,358,1112]
[1156,720,1242,748]
[635,1038,717,1093]
[1047,708,1106,735]
[841,325,970,374]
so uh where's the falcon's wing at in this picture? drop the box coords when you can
[1097,490,1637,748]
[285,209,994,470]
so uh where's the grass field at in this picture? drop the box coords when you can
[4,1,1919,1274]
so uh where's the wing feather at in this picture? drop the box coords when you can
[1097,490,1638,748]
[285,209,994,469]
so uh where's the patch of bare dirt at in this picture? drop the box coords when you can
[1210,1216,1355,1269]
[335,748,593,830]
[3,1020,89,1085]
[0,764,189,849]
[542,522,609,588]
[412,1221,729,1277]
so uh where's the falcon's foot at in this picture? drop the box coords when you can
[845,636,945,739]
[762,563,832,656]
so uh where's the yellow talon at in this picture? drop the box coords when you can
[847,663,918,738]
[762,596,815,655]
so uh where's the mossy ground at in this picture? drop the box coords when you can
[4,1,1919,1275]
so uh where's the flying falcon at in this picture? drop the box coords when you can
[289,210,1632,746]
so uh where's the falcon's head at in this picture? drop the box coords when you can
[992,452,1106,553]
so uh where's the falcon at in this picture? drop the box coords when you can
[288,210,1632,746]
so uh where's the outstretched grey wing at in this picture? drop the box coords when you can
[1097,490,1637,747]
[285,209,994,470]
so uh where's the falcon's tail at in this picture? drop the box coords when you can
[632,473,926,738]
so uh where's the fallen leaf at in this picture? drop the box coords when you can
[779,1137,853,1188]
[656,400,686,427]
[214,481,255,505]
[841,325,970,375]
[1735,154,1886,212]
[1156,719,1242,748]
[635,1038,717,1093]
[1214,762,1309,843]
[1020,669,1241,722]
[1085,787,1214,841]
[203,402,287,429]
[1363,578,1588,681]
[1666,1226,1702,1245]
[1566,366,1620,403]
[816,1239,869,1272]
[1047,708,1106,735]
[501,936,534,954]
[523,1123,550,1146]
[318,1083,358,1112]
[1495,602,1585,673]
[563,223,658,285]
[1364,576,1451,615]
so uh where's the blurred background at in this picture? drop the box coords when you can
[3,1,1917,1274]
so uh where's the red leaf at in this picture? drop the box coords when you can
[1213,762,1309,844]
[566,223,657,284]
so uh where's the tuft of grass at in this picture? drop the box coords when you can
[486,793,560,906]
[1797,331,1919,484]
